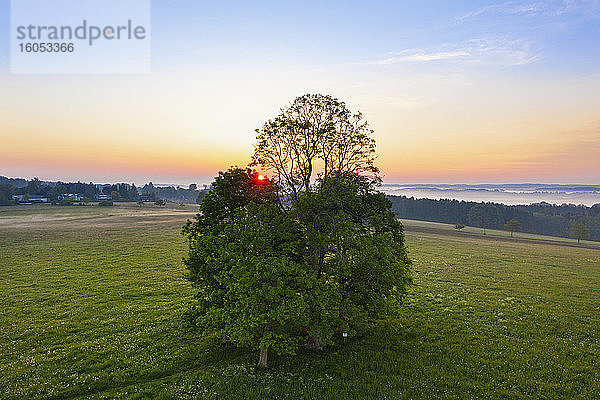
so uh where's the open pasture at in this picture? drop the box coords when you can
[1,205,598,399]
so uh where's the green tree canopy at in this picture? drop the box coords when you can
[0,184,15,206]
[504,219,521,237]
[251,94,380,201]
[570,222,590,244]
[183,94,412,368]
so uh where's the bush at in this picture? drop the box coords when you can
[58,199,73,206]
[98,200,114,207]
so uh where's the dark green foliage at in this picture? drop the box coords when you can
[390,196,600,241]
[155,199,166,206]
[184,168,308,361]
[23,178,44,196]
[504,219,521,237]
[9,177,205,205]
[0,175,27,187]
[58,199,73,206]
[140,182,205,204]
[0,184,15,206]
[14,178,100,201]
[102,184,139,201]
[48,181,98,200]
[454,223,465,230]
[184,95,412,366]
[98,200,114,207]
[183,167,411,366]
[467,204,502,233]
[291,176,411,347]
[570,221,590,243]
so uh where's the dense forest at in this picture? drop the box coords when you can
[389,196,600,242]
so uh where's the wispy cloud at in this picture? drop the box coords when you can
[372,38,539,67]
[376,50,468,64]
[456,0,600,23]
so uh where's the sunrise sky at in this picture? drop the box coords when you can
[1,0,599,185]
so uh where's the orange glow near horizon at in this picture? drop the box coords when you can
[1,70,599,185]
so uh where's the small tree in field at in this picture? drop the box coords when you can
[183,94,412,368]
[570,222,590,244]
[504,219,521,237]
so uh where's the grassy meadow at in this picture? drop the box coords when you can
[1,204,599,399]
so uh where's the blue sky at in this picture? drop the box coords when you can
[149,1,599,73]
[1,1,599,184]
[1,1,598,72]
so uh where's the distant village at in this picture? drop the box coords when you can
[10,189,157,204]
[0,176,208,206]
[10,192,153,204]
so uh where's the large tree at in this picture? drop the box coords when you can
[251,94,411,351]
[184,94,412,368]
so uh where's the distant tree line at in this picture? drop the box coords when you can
[0,176,27,188]
[389,196,600,242]
[0,184,15,206]
[140,182,206,204]
[0,176,207,205]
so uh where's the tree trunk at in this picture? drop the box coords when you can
[257,348,268,368]
[510,231,513,237]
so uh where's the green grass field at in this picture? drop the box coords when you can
[400,219,600,249]
[1,204,599,399]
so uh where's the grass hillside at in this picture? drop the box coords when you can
[401,219,600,249]
[1,205,599,399]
